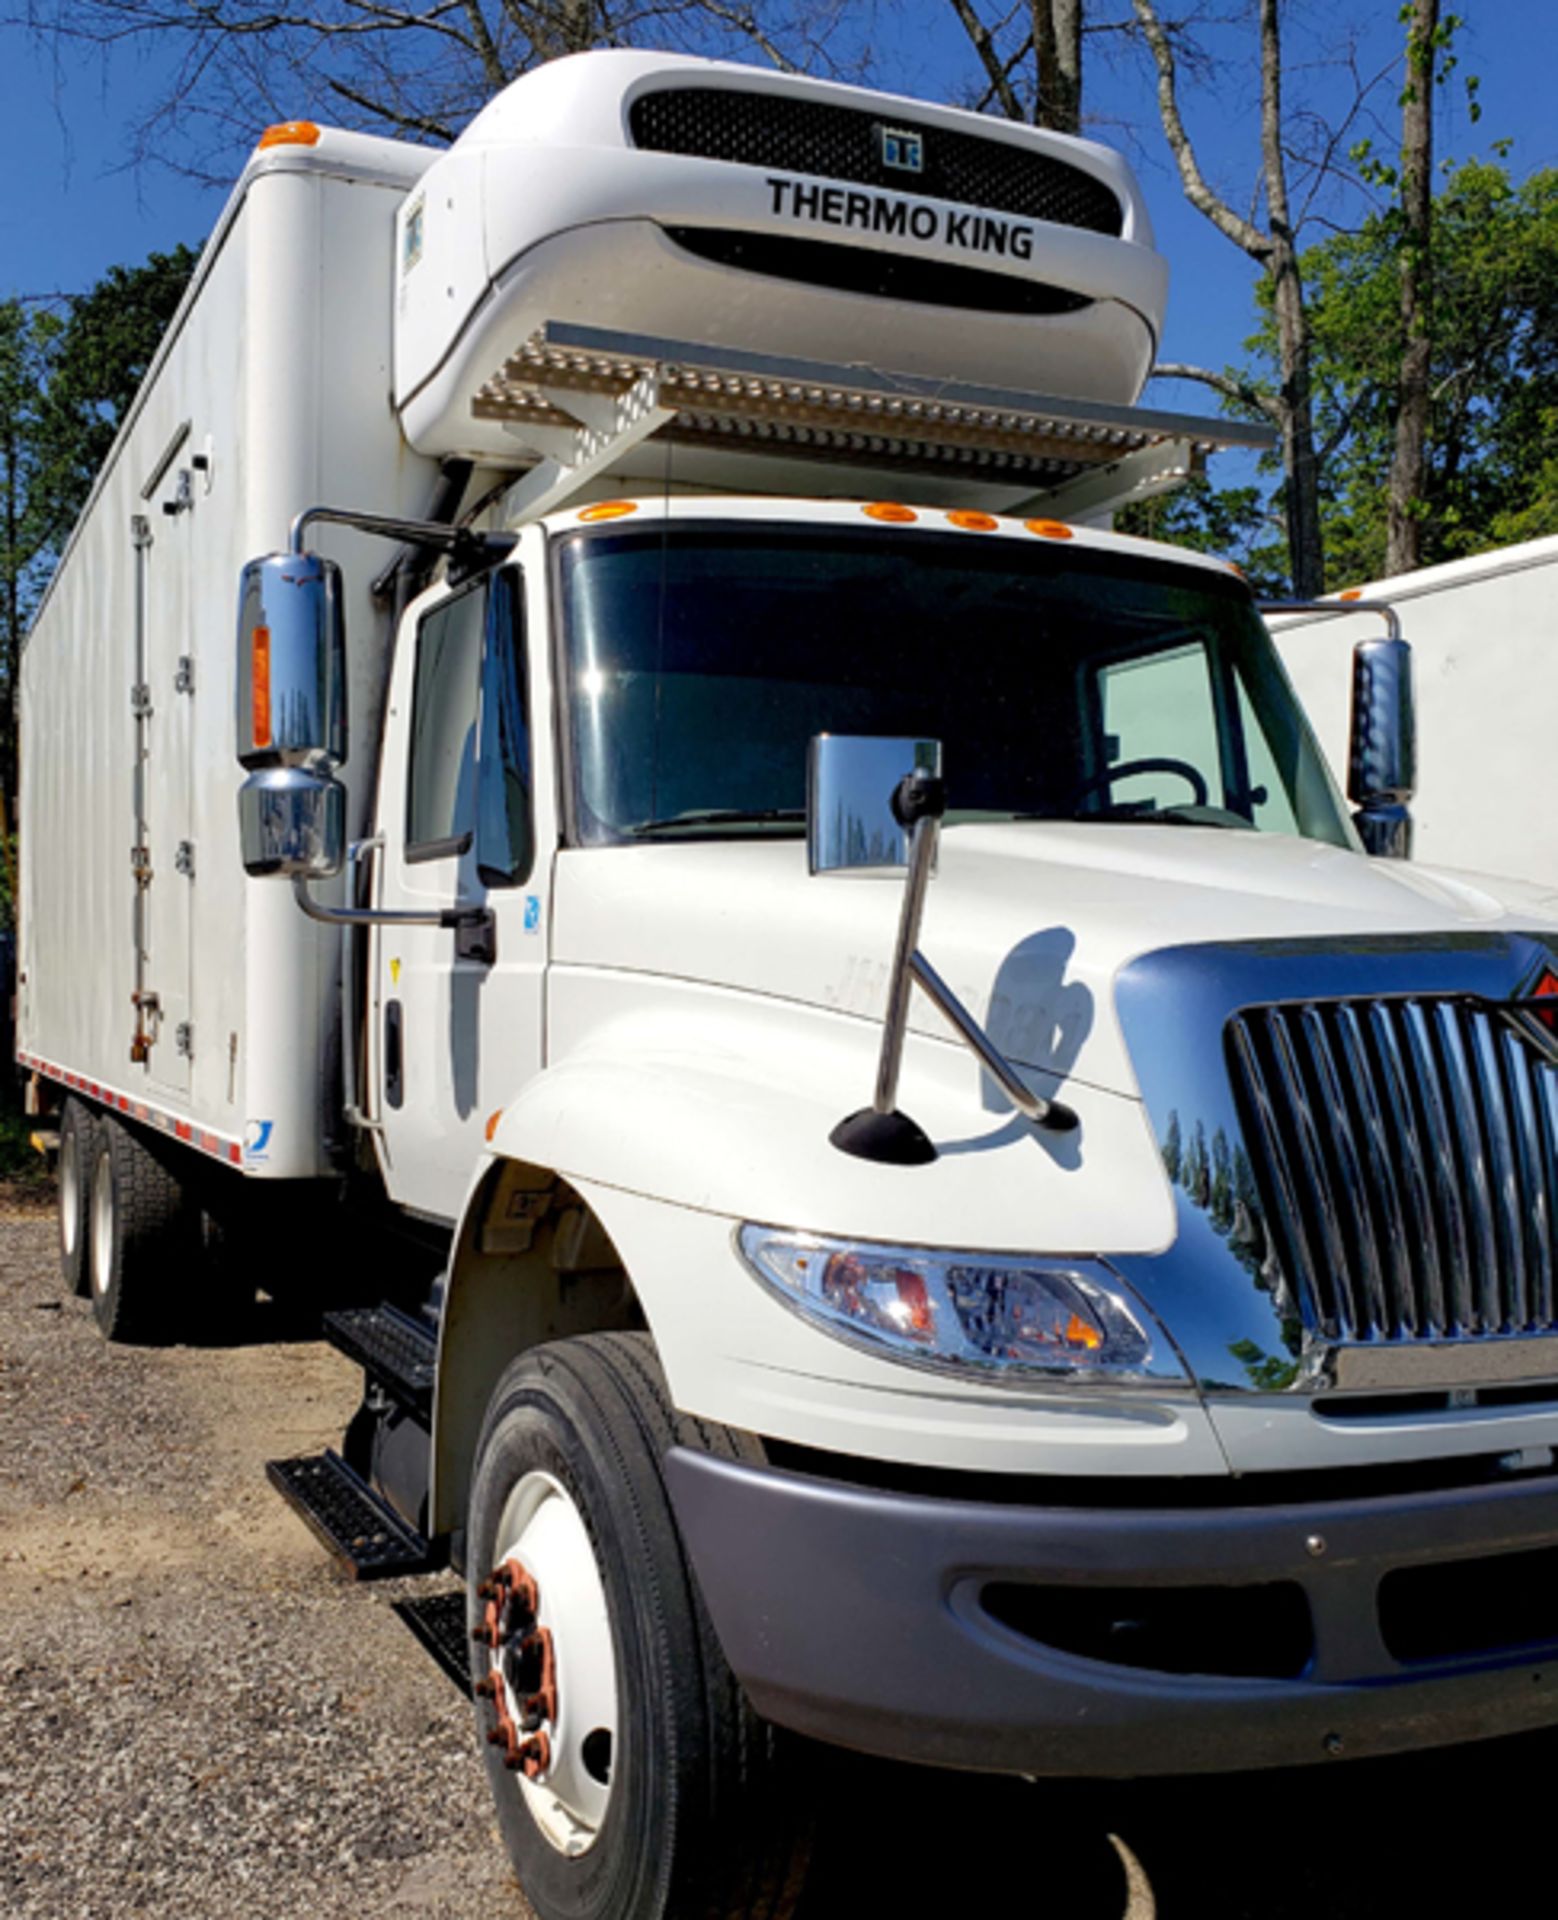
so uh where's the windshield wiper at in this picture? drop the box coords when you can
[627,807,805,837]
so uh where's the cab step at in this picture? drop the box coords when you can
[266,1449,445,1580]
[322,1303,436,1421]
[391,1589,473,1695]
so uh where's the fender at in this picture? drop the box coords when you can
[428,1001,1174,1536]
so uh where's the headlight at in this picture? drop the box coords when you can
[737,1226,1187,1385]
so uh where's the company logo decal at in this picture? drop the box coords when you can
[879,126,924,174]
[244,1119,275,1162]
[523,895,541,935]
[764,176,1036,262]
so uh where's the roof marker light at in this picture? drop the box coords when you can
[1339,587,1364,602]
[578,501,638,522]
[862,502,918,523]
[1025,518,1074,541]
[947,510,998,532]
[258,121,322,149]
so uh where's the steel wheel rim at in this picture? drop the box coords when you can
[59,1130,80,1261]
[89,1156,114,1299]
[488,1469,618,1857]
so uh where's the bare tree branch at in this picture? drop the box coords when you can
[1150,361,1283,424]
[1129,0,1267,257]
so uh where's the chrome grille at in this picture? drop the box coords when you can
[628,88,1125,236]
[1227,999,1558,1343]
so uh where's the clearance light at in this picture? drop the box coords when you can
[578,501,638,522]
[737,1227,1188,1384]
[251,625,272,750]
[258,120,321,149]
[1024,518,1074,541]
[485,1109,504,1142]
[862,502,918,523]
[946,510,999,532]
[1339,587,1364,602]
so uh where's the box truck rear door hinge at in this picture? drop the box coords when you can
[130,682,153,717]
[174,1022,194,1060]
[175,841,195,878]
[174,656,195,694]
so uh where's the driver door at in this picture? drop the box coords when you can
[368,562,549,1222]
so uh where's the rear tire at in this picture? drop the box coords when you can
[58,1099,95,1298]
[86,1114,198,1343]
[467,1331,813,1920]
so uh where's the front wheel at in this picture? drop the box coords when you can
[467,1332,813,1920]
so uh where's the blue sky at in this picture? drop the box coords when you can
[2,1,1553,420]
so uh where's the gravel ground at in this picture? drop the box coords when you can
[5,1192,1558,1919]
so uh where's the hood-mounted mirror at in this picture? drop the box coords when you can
[808,735,1077,1165]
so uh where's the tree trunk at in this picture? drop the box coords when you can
[1386,0,1439,576]
[1032,0,1082,134]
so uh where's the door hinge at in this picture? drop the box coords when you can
[174,656,195,695]
[174,840,195,878]
[174,1022,194,1059]
[130,682,153,717]
[130,844,153,888]
[162,468,194,517]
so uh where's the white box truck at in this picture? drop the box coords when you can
[1271,535,1558,895]
[19,47,1558,1920]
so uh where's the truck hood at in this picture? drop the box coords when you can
[551,823,1558,1101]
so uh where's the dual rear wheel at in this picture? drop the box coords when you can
[56,1097,215,1342]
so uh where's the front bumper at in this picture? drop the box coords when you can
[666,1447,1558,1775]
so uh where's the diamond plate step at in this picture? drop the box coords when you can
[392,1589,473,1695]
[322,1303,436,1421]
[266,1450,444,1580]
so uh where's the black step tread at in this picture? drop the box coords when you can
[267,1450,444,1580]
[391,1589,472,1696]
[323,1303,436,1419]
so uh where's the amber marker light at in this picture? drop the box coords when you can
[1024,518,1074,541]
[252,625,273,750]
[947,510,999,532]
[578,501,638,522]
[862,502,918,523]
[258,120,321,149]
[485,1109,505,1142]
[1339,587,1365,602]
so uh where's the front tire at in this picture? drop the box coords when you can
[86,1114,197,1342]
[467,1332,812,1920]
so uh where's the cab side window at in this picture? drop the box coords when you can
[407,582,484,860]
[406,569,532,878]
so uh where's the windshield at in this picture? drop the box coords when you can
[556,523,1355,849]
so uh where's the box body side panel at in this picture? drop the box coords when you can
[19,165,435,1179]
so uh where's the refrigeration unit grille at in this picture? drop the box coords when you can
[628,87,1125,236]
[1228,997,1558,1345]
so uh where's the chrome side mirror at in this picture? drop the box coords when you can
[238,766,346,879]
[236,549,350,880]
[236,551,347,770]
[1348,636,1415,859]
[808,734,940,875]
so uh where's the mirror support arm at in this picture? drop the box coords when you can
[290,874,490,937]
[908,952,1077,1132]
[873,807,938,1117]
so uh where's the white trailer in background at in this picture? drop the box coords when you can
[20,48,1558,1920]
[1270,535,1558,895]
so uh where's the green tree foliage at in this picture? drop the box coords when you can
[1132,161,1558,589]
[0,245,196,882]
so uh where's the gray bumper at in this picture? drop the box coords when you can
[665,1447,1558,1776]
